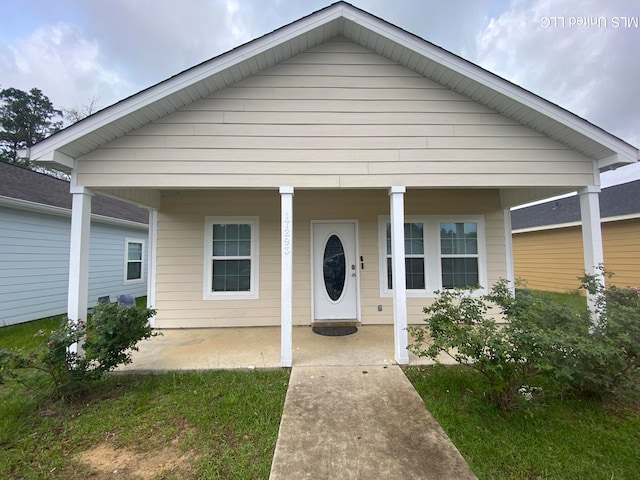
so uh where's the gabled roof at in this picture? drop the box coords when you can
[511,179,640,231]
[0,161,149,224]
[26,1,638,172]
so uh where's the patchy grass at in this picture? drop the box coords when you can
[1,317,289,479]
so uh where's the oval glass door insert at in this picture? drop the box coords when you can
[323,234,346,301]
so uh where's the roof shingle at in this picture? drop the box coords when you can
[0,162,149,224]
[511,180,640,230]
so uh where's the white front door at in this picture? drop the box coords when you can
[312,222,359,321]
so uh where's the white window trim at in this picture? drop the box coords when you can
[124,238,145,284]
[378,216,428,297]
[203,216,259,301]
[378,215,487,297]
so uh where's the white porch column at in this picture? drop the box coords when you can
[389,186,409,365]
[68,187,93,354]
[280,186,294,367]
[146,208,158,327]
[579,185,604,324]
[503,208,515,294]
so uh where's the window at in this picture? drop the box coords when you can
[125,239,144,283]
[379,216,485,296]
[204,217,259,300]
[439,222,479,289]
[385,222,426,291]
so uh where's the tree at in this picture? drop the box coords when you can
[0,87,63,166]
[62,95,101,126]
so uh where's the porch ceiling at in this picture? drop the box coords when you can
[27,2,638,174]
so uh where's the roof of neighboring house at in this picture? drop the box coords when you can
[26,1,638,173]
[511,179,640,230]
[0,161,149,224]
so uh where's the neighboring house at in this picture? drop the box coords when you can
[22,2,639,365]
[511,180,640,293]
[0,162,149,326]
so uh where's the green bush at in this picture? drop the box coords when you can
[557,271,640,397]
[0,303,157,395]
[409,275,640,409]
[409,281,565,409]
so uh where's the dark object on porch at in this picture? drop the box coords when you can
[312,325,358,336]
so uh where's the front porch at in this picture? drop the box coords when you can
[117,325,451,371]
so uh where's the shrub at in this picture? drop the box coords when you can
[409,281,568,409]
[0,303,157,395]
[409,274,640,408]
[558,270,640,397]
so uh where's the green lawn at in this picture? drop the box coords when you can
[406,288,639,479]
[406,365,640,479]
[0,317,289,480]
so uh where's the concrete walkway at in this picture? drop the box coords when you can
[269,365,477,480]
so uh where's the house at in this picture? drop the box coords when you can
[511,179,640,292]
[0,162,149,326]
[21,2,639,365]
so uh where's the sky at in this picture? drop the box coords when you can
[1,0,639,187]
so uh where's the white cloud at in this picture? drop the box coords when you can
[1,22,132,111]
[472,0,640,147]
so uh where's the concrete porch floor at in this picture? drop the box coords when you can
[118,325,451,371]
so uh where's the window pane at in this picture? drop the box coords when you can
[440,222,477,254]
[239,240,251,256]
[213,224,226,239]
[441,258,479,289]
[213,223,252,258]
[127,262,141,280]
[387,257,425,290]
[405,223,424,254]
[386,222,425,290]
[226,241,239,256]
[239,224,251,241]
[213,240,226,256]
[128,242,142,261]
[212,259,251,292]
[405,258,425,289]
[386,224,392,255]
[226,224,239,240]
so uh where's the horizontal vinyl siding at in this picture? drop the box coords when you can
[602,219,640,288]
[88,224,148,302]
[0,208,70,325]
[77,39,594,189]
[512,219,640,292]
[154,188,506,328]
[154,191,281,328]
[0,206,148,326]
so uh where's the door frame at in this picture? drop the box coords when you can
[310,219,361,323]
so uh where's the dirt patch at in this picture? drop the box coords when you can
[75,441,193,479]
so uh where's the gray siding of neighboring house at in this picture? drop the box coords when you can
[88,222,148,307]
[0,205,147,327]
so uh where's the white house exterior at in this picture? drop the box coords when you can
[0,162,149,326]
[22,3,639,365]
